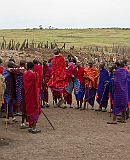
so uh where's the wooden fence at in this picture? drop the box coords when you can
[0,37,130,54]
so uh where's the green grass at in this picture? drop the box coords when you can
[0,28,130,49]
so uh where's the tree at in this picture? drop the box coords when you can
[39,25,43,30]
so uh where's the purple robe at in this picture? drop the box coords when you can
[84,87,96,107]
[113,68,128,115]
[96,68,109,108]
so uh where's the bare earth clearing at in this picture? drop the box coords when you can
[0,91,130,160]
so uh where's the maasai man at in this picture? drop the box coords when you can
[0,58,5,113]
[3,61,18,123]
[8,60,28,128]
[107,62,128,124]
[42,59,50,107]
[63,60,75,108]
[48,48,66,107]
[96,62,109,112]
[82,60,98,110]
[73,61,85,109]
[23,62,41,133]
[108,66,114,113]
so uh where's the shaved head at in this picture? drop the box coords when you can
[8,61,17,68]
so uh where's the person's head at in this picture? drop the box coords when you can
[48,60,50,64]
[120,60,125,68]
[43,59,47,65]
[0,58,3,64]
[33,59,38,64]
[99,61,105,69]
[108,66,113,73]
[122,59,128,66]
[88,60,93,68]
[76,61,81,67]
[9,58,15,63]
[20,60,26,68]
[27,62,34,70]
[7,61,17,68]
[111,62,116,70]
[67,54,71,62]
[115,61,120,68]
[72,58,76,64]
[65,59,69,67]
[54,47,60,55]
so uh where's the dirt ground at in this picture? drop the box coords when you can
[0,91,130,160]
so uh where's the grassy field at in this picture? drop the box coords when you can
[0,28,130,49]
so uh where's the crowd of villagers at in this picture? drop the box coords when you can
[0,47,130,134]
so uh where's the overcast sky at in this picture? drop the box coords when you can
[0,0,130,29]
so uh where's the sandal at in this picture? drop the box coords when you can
[54,104,58,108]
[107,121,117,124]
[102,109,107,112]
[46,103,50,108]
[117,120,126,123]
[63,106,67,109]
[80,107,86,110]
[28,128,33,133]
[12,117,18,123]
[31,129,41,134]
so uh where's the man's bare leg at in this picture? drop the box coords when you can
[80,101,86,110]
[122,111,126,123]
[75,101,79,109]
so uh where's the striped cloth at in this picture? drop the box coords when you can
[16,75,23,106]
[96,68,109,108]
[113,68,128,115]
[74,78,84,101]
[63,80,73,105]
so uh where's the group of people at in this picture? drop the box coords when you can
[0,58,42,133]
[0,47,130,134]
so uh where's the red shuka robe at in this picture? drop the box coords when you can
[34,64,43,90]
[48,54,66,90]
[23,70,40,116]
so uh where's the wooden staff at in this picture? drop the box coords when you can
[110,80,113,117]
[86,81,90,111]
[6,103,8,129]
[110,73,114,117]
[82,78,90,111]
[42,110,55,130]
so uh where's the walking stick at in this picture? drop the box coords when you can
[110,104,112,117]
[6,103,8,129]
[83,78,90,111]
[42,110,55,130]
[110,76,114,117]
[86,82,90,111]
